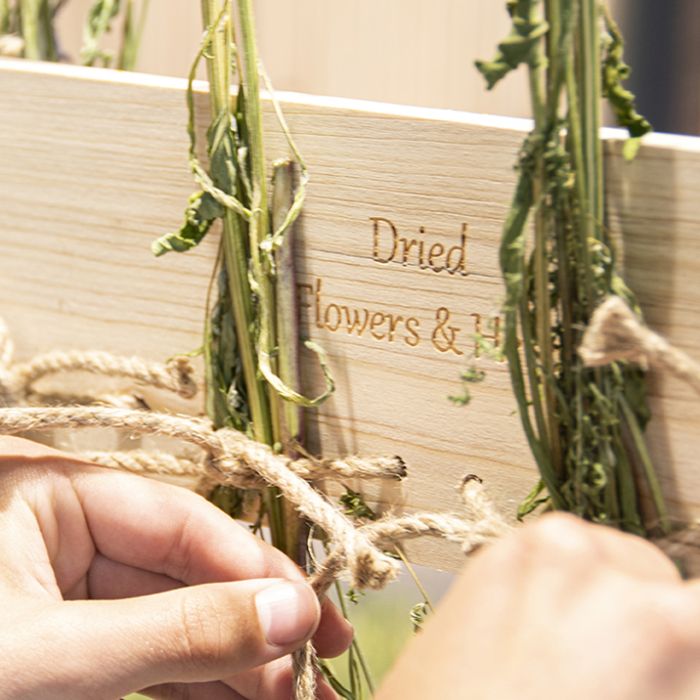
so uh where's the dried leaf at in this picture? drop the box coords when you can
[151,191,223,256]
[475,0,549,90]
[601,7,652,156]
[410,601,429,632]
[340,488,376,521]
[81,0,121,66]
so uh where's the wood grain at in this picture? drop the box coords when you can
[0,59,699,570]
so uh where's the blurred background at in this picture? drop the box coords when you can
[50,0,699,135]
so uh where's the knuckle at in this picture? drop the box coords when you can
[643,592,695,655]
[165,509,196,581]
[523,513,599,559]
[613,588,692,666]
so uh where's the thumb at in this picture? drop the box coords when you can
[45,578,320,697]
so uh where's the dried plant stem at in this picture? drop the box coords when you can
[200,0,266,440]
[198,0,301,561]
[20,0,57,60]
[272,160,306,560]
[19,0,40,58]
[478,0,667,534]
[333,581,376,696]
[118,0,149,70]
[236,0,295,557]
[0,2,9,32]
[394,546,435,615]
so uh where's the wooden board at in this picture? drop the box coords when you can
[1,58,699,571]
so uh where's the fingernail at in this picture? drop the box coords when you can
[256,581,319,647]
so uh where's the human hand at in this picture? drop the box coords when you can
[379,513,700,700]
[0,436,352,700]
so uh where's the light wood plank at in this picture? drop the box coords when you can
[1,59,699,570]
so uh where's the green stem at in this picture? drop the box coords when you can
[271,160,307,562]
[564,22,593,313]
[619,396,670,534]
[395,546,434,613]
[572,0,602,318]
[526,0,560,475]
[199,1,274,446]
[353,638,375,696]
[0,1,9,34]
[200,1,229,108]
[334,581,376,696]
[545,0,561,111]
[580,0,604,231]
[119,0,150,70]
[236,0,297,559]
[238,0,279,440]
[31,0,56,60]
[20,0,41,59]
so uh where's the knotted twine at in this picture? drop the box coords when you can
[0,318,510,699]
[580,296,700,573]
[579,296,700,395]
[2,298,696,694]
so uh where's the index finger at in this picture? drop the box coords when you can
[0,435,297,583]
[69,464,302,584]
[1,436,353,654]
[74,458,354,657]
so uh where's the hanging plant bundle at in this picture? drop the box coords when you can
[152,0,339,563]
[477,0,666,535]
[152,2,390,696]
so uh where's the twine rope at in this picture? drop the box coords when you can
[0,319,508,699]
[0,330,198,406]
[5,297,693,696]
[580,296,700,572]
[579,296,700,395]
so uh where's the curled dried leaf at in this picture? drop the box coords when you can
[475,0,549,90]
[151,191,223,256]
[601,7,652,157]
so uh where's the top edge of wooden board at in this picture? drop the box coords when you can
[3,57,699,151]
[1,58,700,571]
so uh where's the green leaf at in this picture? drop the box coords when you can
[622,136,642,162]
[448,365,486,406]
[601,7,652,154]
[197,189,224,221]
[207,109,239,196]
[410,602,429,632]
[258,338,335,408]
[81,0,121,66]
[206,263,251,433]
[151,191,223,256]
[340,488,376,521]
[475,0,549,90]
[517,479,549,520]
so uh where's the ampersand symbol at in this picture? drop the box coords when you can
[431,306,464,355]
